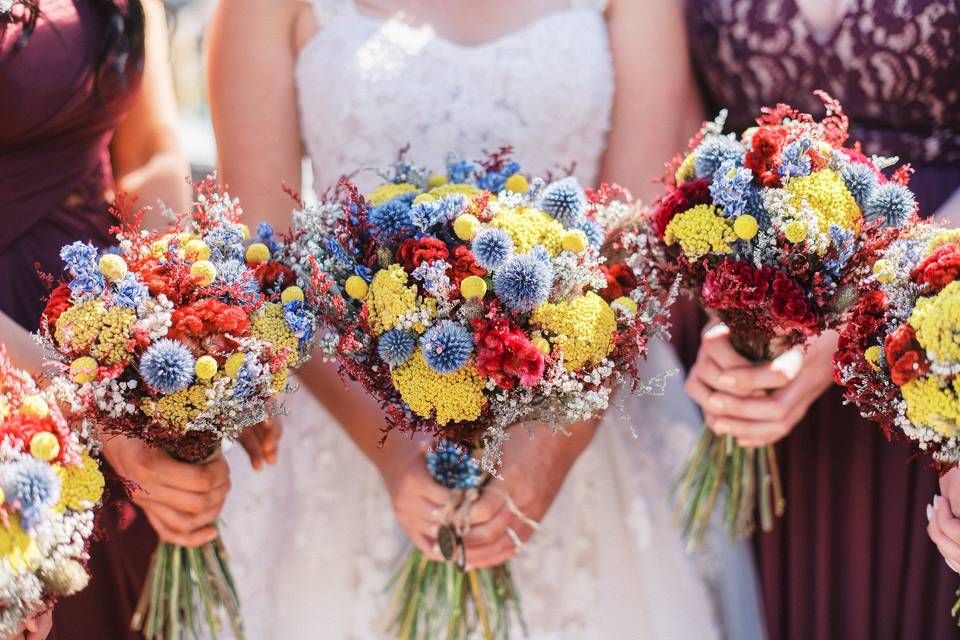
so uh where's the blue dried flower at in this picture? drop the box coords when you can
[140,338,196,394]
[426,439,482,490]
[354,264,373,282]
[377,329,416,367]
[540,176,586,228]
[709,161,756,218]
[112,273,148,309]
[2,458,60,530]
[478,161,521,192]
[325,238,355,268]
[779,138,812,178]
[231,354,265,399]
[255,222,280,252]
[472,228,514,271]
[215,259,260,305]
[694,136,743,179]
[420,321,474,374]
[368,193,417,240]
[284,300,315,347]
[447,160,476,183]
[864,183,916,228]
[68,270,106,298]
[204,225,246,262]
[60,241,98,276]
[840,163,879,207]
[411,195,466,232]
[576,218,605,249]
[493,251,554,313]
[824,224,856,276]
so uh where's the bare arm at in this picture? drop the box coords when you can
[0,313,44,373]
[111,0,191,227]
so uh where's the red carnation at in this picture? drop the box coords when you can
[770,271,820,332]
[41,283,73,335]
[599,263,638,302]
[744,126,786,186]
[168,298,251,353]
[472,317,545,389]
[911,243,960,293]
[702,258,773,310]
[396,237,449,272]
[884,324,929,386]
[447,246,486,287]
[257,262,297,294]
[652,179,712,238]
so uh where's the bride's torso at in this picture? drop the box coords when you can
[293,0,614,191]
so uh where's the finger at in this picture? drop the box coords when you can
[935,496,960,546]
[690,352,754,397]
[154,455,231,493]
[684,371,715,410]
[140,499,222,536]
[25,613,52,640]
[238,430,265,470]
[465,526,531,570]
[143,509,218,547]
[462,505,514,547]
[701,324,752,369]
[259,422,282,465]
[928,513,960,570]
[711,416,780,442]
[703,392,788,421]
[134,483,227,516]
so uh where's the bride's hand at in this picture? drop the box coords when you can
[11,610,53,640]
[238,416,283,470]
[928,467,960,574]
[376,437,450,560]
[685,323,836,447]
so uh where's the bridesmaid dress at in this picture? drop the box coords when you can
[680,1,960,639]
[1,2,155,638]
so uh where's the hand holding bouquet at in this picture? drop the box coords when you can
[0,346,104,639]
[641,92,917,546]
[38,179,317,639]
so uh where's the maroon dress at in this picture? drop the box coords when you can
[1,2,156,638]
[681,1,960,638]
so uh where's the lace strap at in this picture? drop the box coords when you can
[308,0,356,26]
[570,0,609,12]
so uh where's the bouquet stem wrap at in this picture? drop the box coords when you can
[674,333,786,547]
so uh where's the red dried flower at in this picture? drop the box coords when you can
[257,262,297,294]
[702,258,773,310]
[472,317,545,389]
[651,179,712,239]
[770,271,820,332]
[168,299,251,353]
[599,263,638,302]
[447,246,486,287]
[884,324,928,386]
[41,283,73,335]
[1,415,69,462]
[910,242,960,293]
[396,237,449,272]
[743,126,786,186]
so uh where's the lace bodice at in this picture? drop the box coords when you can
[295,0,614,190]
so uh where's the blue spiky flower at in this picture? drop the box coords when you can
[493,251,554,313]
[472,227,514,270]
[368,193,417,240]
[426,439,482,490]
[864,183,916,228]
[576,218,605,249]
[378,329,416,367]
[420,321,473,374]
[255,222,280,252]
[694,136,743,179]
[2,458,60,530]
[840,163,878,207]
[140,338,196,394]
[540,177,586,228]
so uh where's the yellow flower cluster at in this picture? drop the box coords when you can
[148,383,210,430]
[90,306,136,365]
[366,182,419,206]
[675,152,697,184]
[390,351,486,425]
[530,292,617,371]
[54,453,105,512]
[365,264,434,335]
[902,375,960,437]
[910,280,960,365]
[0,516,39,572]
[252,303,300,367]
[429,182,483,201]
[489,207,565,255]
[55,300,106,353]
[786,169,861,233]
[926,229,960,256]
[664,204,736,259]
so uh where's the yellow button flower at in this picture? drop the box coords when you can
[21,395,49,418]
[784,220,808,244]
[224,352,246,378]
[663,204,736,259]
[733,215,759,240]
[190,260,217,286]
[0,516,40,573]
[504,174,529,194]
[195,355,218,380]
[427,174,448,189]
[238,223,251,240]
[345,275,369,300]
[561,229,588,253]
[281,285,305,304]
[70,356,98,384]
[612,296,638,314]
[30,432,60,461]
[532,335,551,355]
[460,275,487,299]
[184,239,211,261]
[98,254,127,281]
[245,242,271,264]
[453,214,480,241]
[864,345,882,370]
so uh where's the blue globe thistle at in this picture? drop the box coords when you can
[426,439,482,490]
[447,160,476,183]
[694,136,743,179]
[2,458,60,529]
[420,321,474,374]
[539,176,587,228]
[140,338,196,394]
[840,163,879,207]
[493,251,554,313]
[864,183,916,228]
[576,218,605,249]
[709,161,755,218]
[778,138,813,178]
[377,329,416,367]
[368,193,417,240]
[112,273,149,309]
[60,241,98,276]
[255,222,280,252]
[472,227,514,271]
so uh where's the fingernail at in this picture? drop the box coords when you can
[928,503,934,522]
[431,543,441,555]
[935,495,942,510]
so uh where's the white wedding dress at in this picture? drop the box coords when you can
[219,1,766,638]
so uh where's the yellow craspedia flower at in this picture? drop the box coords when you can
[245,242,270,264]
[784,220,808,244]
[344,275,369,299]
[612,296,638,314]
[280,285,305,304]
[365,264,434,336]
[0,516,40,573]
[504,174,529,194]
[98,254,127,281]
[901,375,960,437]
[532,335,551,355]
[149,383,210,430]
[69,356,98,384]
[530,292,617,371]
[453,214,480,241]
[190,260,217,286]
[391,351,486,425]
[427,174,448,189]
[90,306,136,365]
[224,352,246,378]
[55,453,104,512]
[663,204,736,259]
[195,355,218,380]
[150,234,175,258]
[910,280,960,365]
[460,275,487,299]
[733,215,759,240]
[252,303,300,367]
[864,345,882,370]
[367,182,419,206]
[20,395,49,419]
[238,223,251,240]
[429,183,483,201]
[413,193,436,205]
[184,239,211,261]
[561,229,588,253]
[675,152,697,184]
[873,259,895,284]
[55,300,106,353]
[786,169,862,233]
[29,432,60,462]
[489,207,565,255]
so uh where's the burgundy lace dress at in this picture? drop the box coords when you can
[1,2,156,638]
[681,1,960,639]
